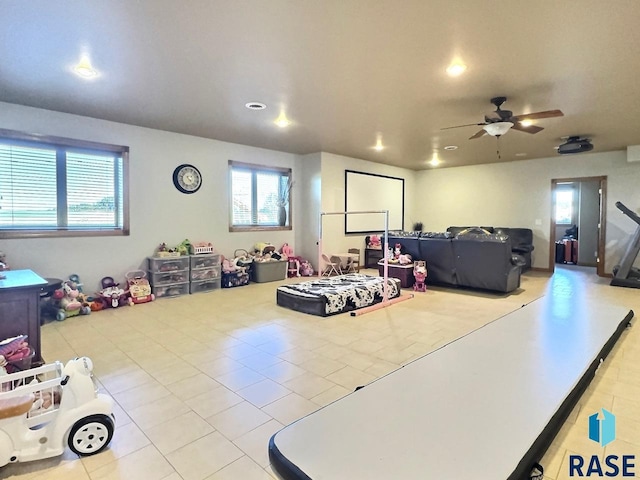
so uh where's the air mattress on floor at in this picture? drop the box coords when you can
[269,296,633,480]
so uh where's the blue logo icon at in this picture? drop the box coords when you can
[588,408,616,447]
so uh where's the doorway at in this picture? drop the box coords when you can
[549,176,607,276]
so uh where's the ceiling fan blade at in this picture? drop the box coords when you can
[441,123,485,130]
[512,123,544,134]
[469,129,487,139]
[514,109,564,121]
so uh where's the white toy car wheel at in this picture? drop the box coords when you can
[68,415,114,456]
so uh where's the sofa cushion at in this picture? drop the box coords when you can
[417,236,457,285]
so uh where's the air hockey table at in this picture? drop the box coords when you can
[269,296,633,479]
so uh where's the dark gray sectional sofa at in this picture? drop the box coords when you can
[387,231,525,293]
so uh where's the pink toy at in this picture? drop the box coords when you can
[299,260,315,276]
[368,235,382,249]
[281,243,294,258]
[413,261,427,292]
[287,257,301,277]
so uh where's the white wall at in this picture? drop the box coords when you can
[294,153,321,267]
[320,152,417,261]
[0,102,298,290]
[414,150,640,272]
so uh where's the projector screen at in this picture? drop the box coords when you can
[344,170,404,234]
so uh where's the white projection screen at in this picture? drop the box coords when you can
[344,170,404,234]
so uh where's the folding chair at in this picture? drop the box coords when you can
[322,254,342,276]
[346,248,361,273]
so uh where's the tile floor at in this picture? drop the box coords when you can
[2,265,639,479]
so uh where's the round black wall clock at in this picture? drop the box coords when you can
[173,164,202,194]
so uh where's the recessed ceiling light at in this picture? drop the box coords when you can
[446,63,467,77]
[245,102,267,110]
[443,145,458,151]
[520,120,533,127]
[73,56,99,79]
[429,158,441,167]
[374,138,384,151]
[274,112,291,128]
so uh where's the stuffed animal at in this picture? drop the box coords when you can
[299,260,315,276]
[54,281,91,321]
[368,235,382,249]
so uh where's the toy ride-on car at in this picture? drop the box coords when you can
[0,357,115,467]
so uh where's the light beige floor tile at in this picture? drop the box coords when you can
[262,393,320,425]
[214,367,266,391]
[127,394,192,431]
[299,356,346,377]
[166,373,222,401]
[90,444,175,480]
[236,379,292,408]
[197,356,244,378]
[309,384,352,407]
[325,365,377,391]
[206,401,272,440]
[259,361,306,383]
[166,432,243,480]
[112,381,172,411]
[206,455,275,480]
[237,352,283,371]
[145,411,216,455]
[232,420,284,467]
[184,385,244,418]
[150,361,202,386]
[282,372,337,399]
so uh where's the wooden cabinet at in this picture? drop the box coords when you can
[364,248,384,268]
[0,270,47,365]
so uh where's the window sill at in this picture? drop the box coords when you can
[229,225,292,232]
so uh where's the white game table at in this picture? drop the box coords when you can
[269,296,633,480]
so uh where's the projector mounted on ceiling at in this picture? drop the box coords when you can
[557,136,594,155]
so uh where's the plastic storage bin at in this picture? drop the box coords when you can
[148,256,190,273]
[251,260,287,283]
[190,278,222,294]
[150,270,189,286]
[153,282,189,298]
[190,254,220,270]
[190,266,221,281]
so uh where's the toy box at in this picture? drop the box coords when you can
[377,261,415,288]
[251,260,287,283]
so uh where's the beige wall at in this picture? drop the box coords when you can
[0,102,298,290]
[414,150,640,272]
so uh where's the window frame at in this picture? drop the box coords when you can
[0,128,130,239]
[228,160,292,232]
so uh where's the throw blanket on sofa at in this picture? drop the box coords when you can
[277,274,401,316]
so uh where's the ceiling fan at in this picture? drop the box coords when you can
[442,96,564,140]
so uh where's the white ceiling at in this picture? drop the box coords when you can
[1,0,639,170]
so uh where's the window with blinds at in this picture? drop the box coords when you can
[0,129,129,238]
[229,161,292,230]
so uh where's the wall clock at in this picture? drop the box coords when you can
[173,164,202,194]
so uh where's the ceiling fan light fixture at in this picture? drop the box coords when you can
[483,121,513,137]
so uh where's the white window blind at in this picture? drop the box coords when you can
[0,130,128,237]
[0,144,58,227]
